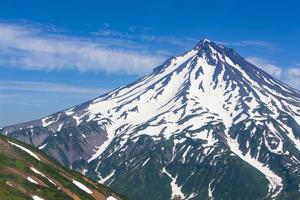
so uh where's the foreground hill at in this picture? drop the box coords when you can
[2,39,300,199]
[0,134,126,200]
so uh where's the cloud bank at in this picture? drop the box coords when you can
[0,81,108,95]
[0,22,165,75]
[0,21,299,89]
[246,57,300,90]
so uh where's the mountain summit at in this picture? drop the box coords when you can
[2,39,300,200]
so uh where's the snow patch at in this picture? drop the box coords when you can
[162,168,185,199]
[208,180,214,200]
[98,170,115,184]
[107,196,118,200]
[32,195,45,200]
[72,179,93,194]
[38,143,47,150]
[27,177,38,184]
[8,141,41,161]
[225,136,283,197]
[82,169,88,175]
[141,158,151,167]
[41,116,54,127]
[30,167,56,186]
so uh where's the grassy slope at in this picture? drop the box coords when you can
[0,134,128,200]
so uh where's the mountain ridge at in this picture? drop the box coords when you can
[0,133,126,200]
[2,39,300,200]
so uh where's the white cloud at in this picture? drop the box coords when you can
[0,80,108,95]
[93,24,198,49]
[0,23,165,75]
[246,57,282,78]
[246,56,300,90]
[219,40,279,51]
[0,22,298,90]
[0,80,109,126]
[288,68,300,78]
[286,68,300,89]
[139,34,198,48]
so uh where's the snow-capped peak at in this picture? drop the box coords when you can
[3,39,300,199]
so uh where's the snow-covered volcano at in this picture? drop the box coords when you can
[3,39,300,200]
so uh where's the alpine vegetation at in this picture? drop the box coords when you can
[0,134,126,200]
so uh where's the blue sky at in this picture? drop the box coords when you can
[0,0,300,126]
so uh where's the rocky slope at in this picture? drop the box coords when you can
[0,134,126,200]
[2,39,300,200]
